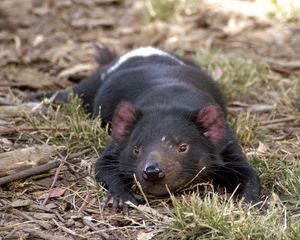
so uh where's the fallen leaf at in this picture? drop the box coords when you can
[137,231,156,240]
[32,34,44,47]
[212,66,223,80]
[257,141,268,154]
[37,187,66,199]
[45,203,57,209]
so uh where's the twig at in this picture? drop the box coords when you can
[0,151,87,186]
[264,123,300,129]
[0,98,15,106]
[78,191,90,213]
[266,58,300,70]
[22,228,74,240]
[0,225,15,232]
[31,204,65,222]
[0,126,69,135]
[52,219,87,239]
[42,154,68,206]
[3,226,22,239]
[11,208,51,230]
[269,64,295,75]
[261,117,297,126]
[247,152,299,158]
[273,131,294,141]
[0,144,56,175]
[82,217,110,240]
[0,160,67,186]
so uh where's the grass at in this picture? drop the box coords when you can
[23,53,300,239]
[162,192,287,239]
[143,0,197,22]
[1,0,299,238]
[276,73,300,113]
[144,0,176,21]
[257,0,300,21]
[158,51,300,238]
[194,51,271,102]
[25,95,109,155]
[231,112,264,147]
[144,0,300,22]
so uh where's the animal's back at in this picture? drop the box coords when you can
[92,47,226,121]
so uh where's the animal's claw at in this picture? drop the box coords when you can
[100,192,138,215]
[100,192,112,211]
[112,197,119,213]
[122,202,129,216]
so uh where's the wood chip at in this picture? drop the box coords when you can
[22,228,74,240]
[0,144,56,176]
[0,105,32,118]
[33,212,57,220]
[11,199,33,208]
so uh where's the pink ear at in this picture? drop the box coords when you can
[196,105,224,144]
[112,102,141,142]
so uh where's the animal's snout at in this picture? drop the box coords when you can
[143,162,165,181]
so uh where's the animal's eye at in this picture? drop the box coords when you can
[133,146,140,155]
[178,143,189,153]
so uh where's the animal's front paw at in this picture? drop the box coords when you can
[100,191,138,215]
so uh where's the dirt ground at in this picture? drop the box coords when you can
[0,0,299,239]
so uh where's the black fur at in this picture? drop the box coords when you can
[39,47,260,207]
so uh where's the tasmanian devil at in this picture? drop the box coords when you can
[38,46,260,213]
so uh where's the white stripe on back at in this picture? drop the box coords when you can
[106,46,184,75]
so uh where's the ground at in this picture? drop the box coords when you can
[0,0,299,239]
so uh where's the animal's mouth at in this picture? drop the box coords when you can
[135,171,189,196]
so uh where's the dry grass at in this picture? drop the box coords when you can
[257,0,300,21]
[25,95,109,155]
[0,0,299,238]
[18,51,300,239]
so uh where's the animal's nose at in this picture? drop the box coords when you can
[143,162,165,181]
